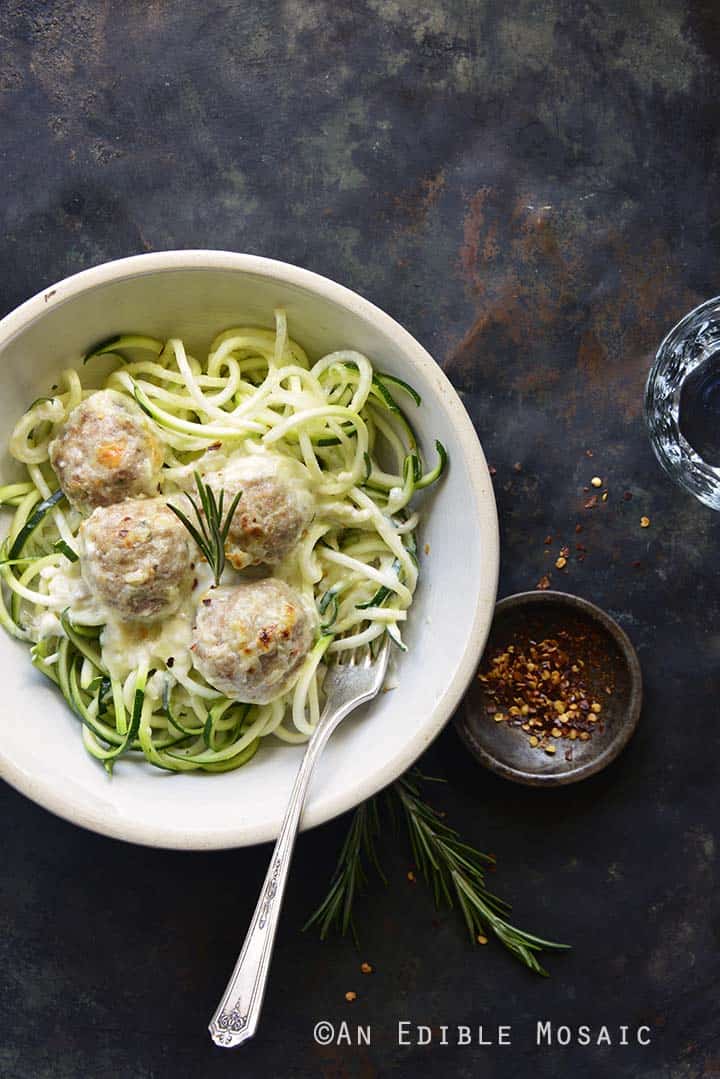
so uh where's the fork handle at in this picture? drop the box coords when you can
[208,716,337,1048]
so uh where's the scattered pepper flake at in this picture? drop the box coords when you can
[585,449,594,457]
[536,575,551,590]
[345,991,357,1002]
[360,962,373,975]
[489,465,497,476]
[513,461,522,473]
[591,476,602,488]
[640,516,650,528]
[559,545,570,558]
[544,535,553,545]
[584,495,598,509]
[575,524,583,533]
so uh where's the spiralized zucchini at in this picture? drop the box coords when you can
[0,311,446,773]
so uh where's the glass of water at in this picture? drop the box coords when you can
[646,296,720,509]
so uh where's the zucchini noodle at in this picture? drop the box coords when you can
[0,312,446,774]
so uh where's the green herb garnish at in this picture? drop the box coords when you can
[167,472,242,587]
[305,769,570,975]
[302,799,385,945]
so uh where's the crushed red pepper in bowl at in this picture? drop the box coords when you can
[455,590,643,787]
[479,632,609,754]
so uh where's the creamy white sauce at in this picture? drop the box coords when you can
[32,558,221,684]
[99,560,217,681]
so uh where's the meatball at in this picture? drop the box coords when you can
[203,453,314,569]
[191,579,315,704]
[79,498,193,622]
[49,389,163,514]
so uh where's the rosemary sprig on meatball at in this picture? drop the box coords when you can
[168,472,242,586]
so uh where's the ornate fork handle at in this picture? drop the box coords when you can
[208,711,341,1048]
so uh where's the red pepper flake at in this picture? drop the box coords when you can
[536,575,551,590]
[577,553,586,562]
[584,495,598,509]
[513,461,522,473]
[585,449,594,457]
[489,465,497,476]
[544,535,553,545]
[575,524,583,534]
[560,545,570,558]
[632,560,642,569]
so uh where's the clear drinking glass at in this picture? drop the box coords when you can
[646,296,720,509]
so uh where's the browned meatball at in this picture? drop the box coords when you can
[191,579,315,704]
[49,389,163,514]
[79,498,193,622]
[203,453,314,569]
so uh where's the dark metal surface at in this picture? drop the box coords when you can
[1,2,718,1076]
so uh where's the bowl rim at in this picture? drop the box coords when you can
[455,589,643,787]
[0,250,500,848]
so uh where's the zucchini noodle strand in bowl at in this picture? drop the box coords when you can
[0,312,446,773]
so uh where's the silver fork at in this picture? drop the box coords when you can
[208,637,390,1048]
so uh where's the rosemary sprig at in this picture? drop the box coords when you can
[393,773,570,975]
[167,472,242,586]
[305,770,570,975]
[303,799,385,946]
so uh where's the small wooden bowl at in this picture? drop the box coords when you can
[455,591,642,786]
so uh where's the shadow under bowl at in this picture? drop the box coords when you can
[455,591,642,787]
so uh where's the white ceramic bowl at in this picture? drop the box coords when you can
[0,252,498,849]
